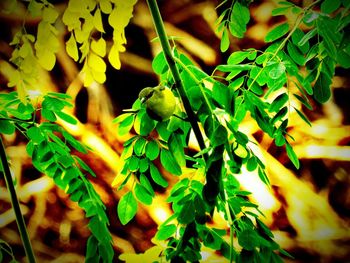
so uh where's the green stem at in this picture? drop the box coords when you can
[0,137,37,263]
[146,0,208,161]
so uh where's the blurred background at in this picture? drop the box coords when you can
[0,0,349,262]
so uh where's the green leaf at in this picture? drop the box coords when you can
[270,106,288,125]
[238,229,258,251]
[118,114,135,136]
[134,137,147,156]
[178,199,195,224]
[292,28,309,54]
[285,142,300,169]
[168,133,186,167]
[269,93,289,113]
[152,51,168,74]
[134,183,153,205]
[265,22,289,43]
[149,162,168,187]
[139,174,155,197]
[155,224,177,240]
[229,1,250,38]
[42,109,57,121]
[321,0,341,14]
[117,191,138,225]
[55,110,77,125]
[298,28,317,47]
[293,93,313,110]
[268,62,286,79]
[0,119,15,135]
[293,106,312,126]
[134,110,156,136]
[220,28,230,52]
[246,156,258,172]
[160,149,182,175]
[145,140,159,161]
[314,72,332,103]
[74,156,97,177]
[287,42,305,66]
[272,6,291,16]
[139,158,149,173]
[228,51,248,64]
[128,156,140,172]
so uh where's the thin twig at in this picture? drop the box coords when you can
[0,137,37,263]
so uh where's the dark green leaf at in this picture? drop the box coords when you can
[287,42,305,66]
[293,93,313,110]
[293,106,312,126]
[74,156,97,177]
[292,28,309,54]
[321,0,341,14]
[134,183,153,205]
[160,149,182,175]
[265,22,289,43]
[270,106,288,125]
[285,142,300,169]
[0,119,15,135]
[149,162,168,187]
[155,224,177,240]
[258,166,270,185]
[178,199,195,224]
[238,229,258,250]
[139,174,155,197]
[314,72,331,103]
[117,191,137,225]
[298,28,317,47]
[269,93,289,113]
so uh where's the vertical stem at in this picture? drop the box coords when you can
[146,0,208,161]
[0,137,37,263]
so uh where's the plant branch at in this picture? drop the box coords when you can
[146,0,208,161]
[0,137,37,263]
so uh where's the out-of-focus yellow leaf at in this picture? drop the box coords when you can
[91,38,106,57]
[28,0,43,17]
[18,42,32,58]
[88,53,106,72]
[119,246,163,263]
[67,0,82,12]
[91,69,106,84]
[7,69,20,87]
[42,6,59,23]
[66,33,79,61]
[82,64,94,87]
[37,49,56,71]
[62,10,80,30]
[100,0,112,14]
[93,8,104,33]
[108,44,121,69]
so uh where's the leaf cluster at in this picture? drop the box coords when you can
[116,0,349,262]
[0,92,114,262]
